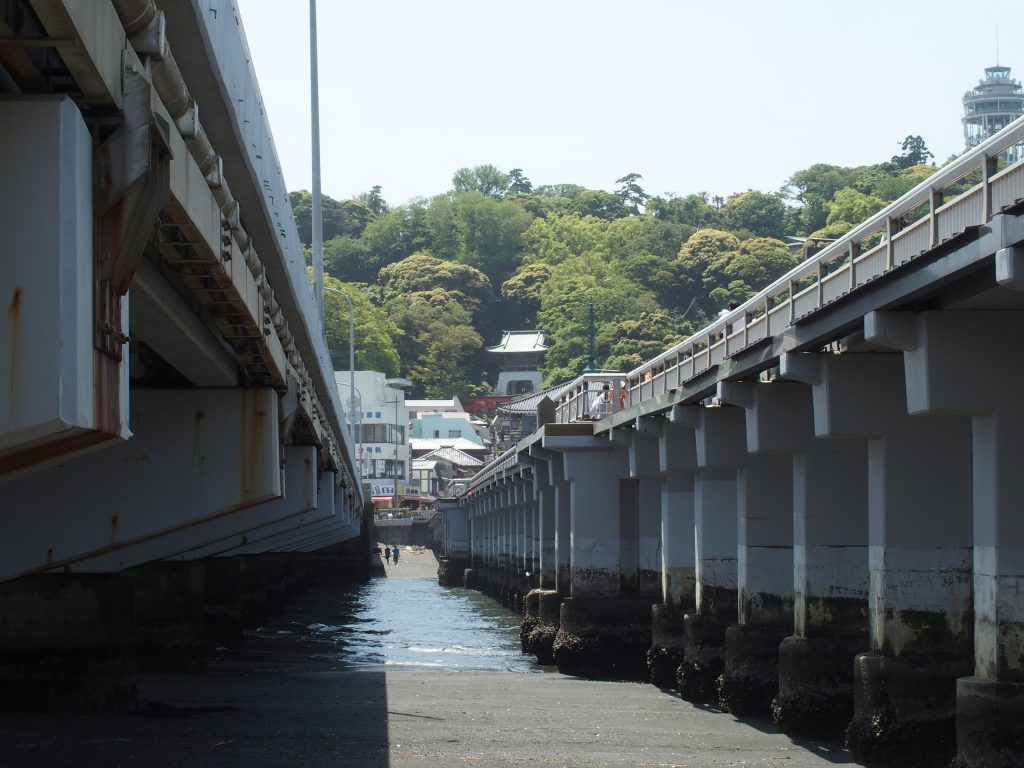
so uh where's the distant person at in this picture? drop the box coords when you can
[384,545,391,564]
[392,545,400,565]
[589,384,611,420]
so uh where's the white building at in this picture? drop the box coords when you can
[334,371,412,501]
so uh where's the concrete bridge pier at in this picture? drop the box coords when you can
[127,561,209,673]
[803,349,973,767]
[890,309,1024,768]
[716,383,796,717]
[0,574,137,710]
[203,556,244,649]
[639,415,697,687]
[677,406,740,703]
[736,366,870,737]
[552,439,651,679]
[521,448,561,662]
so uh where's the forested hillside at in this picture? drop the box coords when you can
[297,136,940,399]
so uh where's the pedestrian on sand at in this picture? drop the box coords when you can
[392,545,400,565]
[384,545,391,564]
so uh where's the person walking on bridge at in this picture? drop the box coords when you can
[392,545,400,565]
[384,545,391,565]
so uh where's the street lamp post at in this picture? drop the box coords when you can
[324,285,358,479]
[309,0,324,326]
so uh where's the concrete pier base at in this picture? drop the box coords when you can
[718,623,789,716]
[648,602,689,689]
[204,557,243,649]
[520,589,560,664]
[437,557,469,587]
[0,574,137,710]
[128,562,208,673]
[955,677,1024,768]
[772,635,862,739]
[552,596,652,680]
[678,611,733,704]
[846,651,972,768]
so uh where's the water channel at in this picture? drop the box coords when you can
[248,550,542,674]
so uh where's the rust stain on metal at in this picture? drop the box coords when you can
[239,392,266,501]
[7,286,22,419]
[110,514,118,544]
[46,547,53,566]
[240,534,248,546]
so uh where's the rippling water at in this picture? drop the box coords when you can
[250,570,543,673]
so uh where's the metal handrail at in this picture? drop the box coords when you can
[625,114,1024,406]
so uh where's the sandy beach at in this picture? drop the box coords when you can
[375,543,439,580]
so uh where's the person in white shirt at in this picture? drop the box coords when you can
[589,384,611,420]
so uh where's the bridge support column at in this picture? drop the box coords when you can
[520,448,565,664]
[552,442,650,679]
[800,349,973,767]
[0,574,137,710]
[675,406,740,703]
[883,311,1024,768]
[724,378,868,733]
[204,557,243,648]
[646,416,698,688]
[127,561,208,672]
[776,439,869,738]
[712,386,796,716]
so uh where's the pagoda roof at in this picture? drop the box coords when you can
[487,330,547,354]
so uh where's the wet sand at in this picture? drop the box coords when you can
[0,549,855,768]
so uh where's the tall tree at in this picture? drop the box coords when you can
[891,135,934,169]
[507,168,533,195]
[614,172,650,215]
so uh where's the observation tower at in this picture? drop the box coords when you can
[963,64,1024,161]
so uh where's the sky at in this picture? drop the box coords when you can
[233,0,1022,209]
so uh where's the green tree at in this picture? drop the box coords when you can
[408,321,484,399]
[537,254,660,382]
[522,213,609,266]
[825,187,886,229]
[453,190,534,285]
[323,276,401,375]
[507,168,533,195]
[565,189,628,220]
[614,172,650,215]
[783,164,859,235]
[356,185,389,216]
[647,192,723,229]
[289,191,374,244]
[378,252,492,312]
[606,310,692,372]
[891,135,934,169]
[452,164,509,198]
[677,229,742,316]
[722,190,788,238]
[500,262,554,328]
[324,235,377,283]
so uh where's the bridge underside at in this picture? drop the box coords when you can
[0,0,371,707]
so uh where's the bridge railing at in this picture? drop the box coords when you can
[625,115,1024,407]
[467,118,1024,491]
